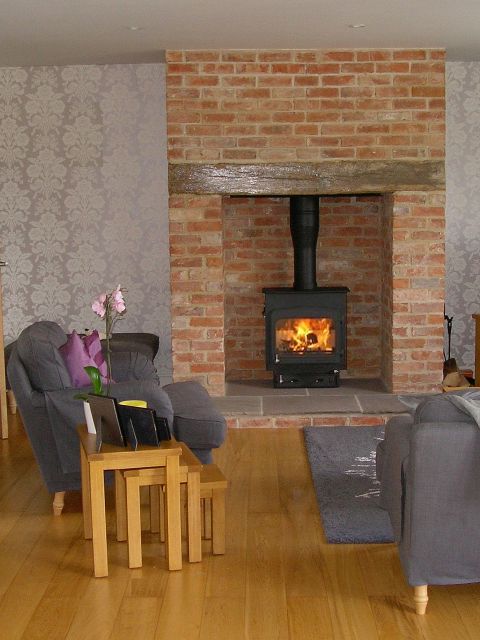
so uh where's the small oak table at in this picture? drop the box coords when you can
[77,425,183,577]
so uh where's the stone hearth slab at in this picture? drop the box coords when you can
[213,378,410,423]
[225,380,307,396]
[213,395,262,415]
[356,394,407,414]
[262,395,360,415]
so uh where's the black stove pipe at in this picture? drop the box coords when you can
[290,195,319,290]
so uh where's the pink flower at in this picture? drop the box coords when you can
[92,293,107,318]
[112,285,126,313]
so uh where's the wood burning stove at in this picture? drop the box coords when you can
[263,196,348,388]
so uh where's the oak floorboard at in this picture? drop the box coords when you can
[0,512,82,639]
[246,512,289,640]
[108,596,160,640]
[153,562,210,640]
[21,536,96,640]
[417,586,473,640]
[321,544,381,640]
[0,416,479,639]
[199,596,245,640]
[205,429,249,600]
[287,596,334,639]
[0,487,59,601]
[276,429,329,599]
[63,542,132,640]
[244,429,289,639]
[447,583,480,640]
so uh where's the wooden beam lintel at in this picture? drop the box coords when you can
[169,160,445,196]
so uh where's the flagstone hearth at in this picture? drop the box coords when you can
[212,377,413,429]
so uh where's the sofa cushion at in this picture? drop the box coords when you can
[16,321,72,392]
[59,330,108,388]
[163,380,227,450]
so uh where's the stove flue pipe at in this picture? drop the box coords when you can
[290,196,319,290]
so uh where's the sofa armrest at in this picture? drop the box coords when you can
[400,420,480,585]
[377,414,414,540]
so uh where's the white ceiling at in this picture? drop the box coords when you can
[1,0,480,67]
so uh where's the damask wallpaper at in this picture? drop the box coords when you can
[0,64,172,380]
[446,62,480,371]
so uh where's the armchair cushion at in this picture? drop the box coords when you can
[17,321,71,392]
[110,351,159,383]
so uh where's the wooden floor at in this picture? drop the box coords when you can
[1,415,480,640]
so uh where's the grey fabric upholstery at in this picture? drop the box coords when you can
[376,414,413,541]
[377,391,480,587]
[414,391,479,424]
[163,380,227,463]
[104,332,159,361]
[16,321,71,392]
[8,321,227,492]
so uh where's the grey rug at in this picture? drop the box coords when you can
[303,425,394,544]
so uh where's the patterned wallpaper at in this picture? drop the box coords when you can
[0,64,172,380]
[446,62,480,372]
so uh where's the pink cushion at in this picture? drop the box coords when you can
[59,330,108,388]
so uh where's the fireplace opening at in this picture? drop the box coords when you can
[275,317,335,354]
[263,195,349,388]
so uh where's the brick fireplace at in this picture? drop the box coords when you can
[166,49,446,396]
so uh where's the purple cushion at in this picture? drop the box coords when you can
[83,331,108,377]
[59,330,108,388]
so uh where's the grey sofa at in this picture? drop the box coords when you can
[7,321,227,513]
[376,390,480,614]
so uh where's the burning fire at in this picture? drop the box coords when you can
[276,317,335,353]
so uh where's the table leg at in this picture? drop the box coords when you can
[203,497,212,540]
[150,486,160,533]
[115,470,127,542]
[165,456,182,570]
[126,476,143,568]
[89,465,108,577]
[211,488,226,555]
[159,486,166,543]
[187,470,202,562]
[80,444,92,539]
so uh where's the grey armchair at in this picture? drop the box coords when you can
[7,321,227,515]
[376,390,480,614]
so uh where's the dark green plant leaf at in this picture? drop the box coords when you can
[84,365,104,395]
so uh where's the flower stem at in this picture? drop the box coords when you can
[105,297,112,395]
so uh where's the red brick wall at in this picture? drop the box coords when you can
[169,194,225,393]
[224,197,291,380]
[224,195,384,380]
[389,191,445,392]
[166,49,446,394]
[381,195,394,390]
[166,49,445,163]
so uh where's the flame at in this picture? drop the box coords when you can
[276,317,335,353]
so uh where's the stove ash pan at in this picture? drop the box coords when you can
[263,287,349,388]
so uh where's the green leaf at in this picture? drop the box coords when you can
[83,366,104,395]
